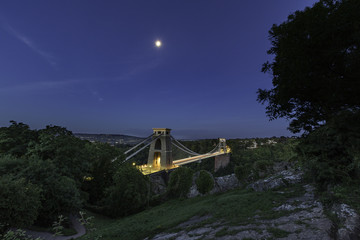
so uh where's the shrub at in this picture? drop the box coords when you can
[195,170,214,194]
[298,110,360,189]
[22,158,82,226]
[0,229,42,240]
[103,165,149,217]
[253,160,272,172]
[234,164,251,181]
[0,155,25,175]
[167,167,194,198]
[0,175,41,230]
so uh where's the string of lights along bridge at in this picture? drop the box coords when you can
[123,128,231,175]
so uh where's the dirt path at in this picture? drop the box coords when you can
[24,215,86,240]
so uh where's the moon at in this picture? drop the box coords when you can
[155,40,162,48]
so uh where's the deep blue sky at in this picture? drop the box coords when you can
[0,0,318,139]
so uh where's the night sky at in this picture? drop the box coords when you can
[0,0,318,139]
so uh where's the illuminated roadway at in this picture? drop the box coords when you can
[173,150,229,166]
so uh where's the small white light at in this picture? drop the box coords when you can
[155,40,162,47]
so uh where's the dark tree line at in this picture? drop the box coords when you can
[0,121,150,232]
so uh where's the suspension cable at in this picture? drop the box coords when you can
[170,135,200,155]
[171,141,200,156]
[208,143,220,153]
[124,133,154,155]
[123,133,163,162]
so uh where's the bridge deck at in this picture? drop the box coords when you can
[173,151,227,166]
[138,150,230,175]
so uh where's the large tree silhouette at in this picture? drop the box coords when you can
[258,0,360,133]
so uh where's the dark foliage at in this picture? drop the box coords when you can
[0,121,124,227]
[0,175,41,231]
[258,0,360,190]
[298,110,360,189]
[195,170,214,194]
[258,0,360,133]
[102,165,149,217]
[167,167,194,198]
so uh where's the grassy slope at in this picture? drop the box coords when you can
[79,185,305,240]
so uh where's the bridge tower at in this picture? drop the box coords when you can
[147,128,173,169]
[214,138,230,172]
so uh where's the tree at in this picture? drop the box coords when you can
[82,142,123,204]
[167,167,194,198]
[27,125,90,181]
[0,175,41,230]
[102,165,149,217]
[257,0,360,133]
[297,110,360,188]
[0,121,37,157]
[195,170,214,194]
[22,158,82,225]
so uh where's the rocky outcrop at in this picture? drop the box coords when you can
[332,203,360,240]
[150,174,167,195]
[247,169,303,192]
[212,174,240,193]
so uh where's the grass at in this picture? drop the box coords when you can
[78,184,305,240]
[267,227,291,238]
[28,225,77,236]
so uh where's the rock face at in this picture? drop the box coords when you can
[212,174,240,193]
[332,203,360,240]
[247,170,303,192]
[150,174,167,195]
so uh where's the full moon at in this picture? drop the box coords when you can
[155,40,162,47]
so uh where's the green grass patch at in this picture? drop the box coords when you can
[267,227,291,238]
[79,185,305,240]
[215,227,229,237]
[28,225,77,236]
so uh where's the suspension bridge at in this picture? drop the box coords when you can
[123,128,231,175]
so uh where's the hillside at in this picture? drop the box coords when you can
[78,169,359,240]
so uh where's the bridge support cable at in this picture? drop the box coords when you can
[123,134,163,162]
[208,143,221,154]
[124,133,154,155]
[170,135,201,156]
[171,141,200,156]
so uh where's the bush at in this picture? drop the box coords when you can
[167,167,194,198]
[0,155,26,175]
[298,110,360,189]
[195,170,214,194]
[0,229,42,240]
[0,175,41,230]
[253,160,272,172]
[234,164,251,181]
[22,158,82,225]
[103,165,149,217]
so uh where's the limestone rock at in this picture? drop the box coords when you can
[332,203,360,240]
[150,175,167,195]
[247,170,303,192]
[212,173,240,193]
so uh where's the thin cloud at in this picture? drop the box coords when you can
[3,24,57,66]
[91,91,104,102]
[115,59,161,82]
[0,79,81,94]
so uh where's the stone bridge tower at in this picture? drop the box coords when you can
[147,128,173,169]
